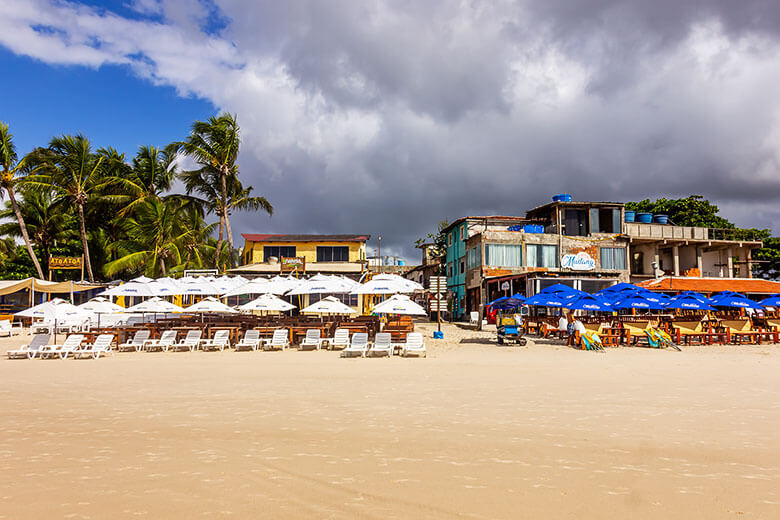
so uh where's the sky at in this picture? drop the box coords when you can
[2,0,780,262]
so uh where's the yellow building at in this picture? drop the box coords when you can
[233,234,370,277]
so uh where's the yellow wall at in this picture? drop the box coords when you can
[242,240,366,265]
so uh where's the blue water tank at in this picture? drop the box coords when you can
[653,214,669,224]
[636,212,653,223]
[398,260,405,266]
[553,193,572,202]
[624,210,636,222]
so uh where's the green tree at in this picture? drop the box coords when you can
[625,195,734,228]
[176,113,272,269]
[415,219,449,274]
[0,122,45,277]
[108,144,179,216]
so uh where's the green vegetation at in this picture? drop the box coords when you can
[626,195,778,279]
[0,115,271,281]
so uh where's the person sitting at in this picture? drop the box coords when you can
[557,315,568,339]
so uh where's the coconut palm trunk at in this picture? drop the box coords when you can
[77,202,94,282]
[7,186,44,278]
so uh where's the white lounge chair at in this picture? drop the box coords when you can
[0,319,23,337]
[74,334,114,359]
[118,329,151,352]
[300,329,323,351]
[469,311,479,327]
[369,332,393,357]
[7,334,50,359]
[342,332,369,358]
[328,328,350,350]
[171,329,202,352]
[31,320,53,334]
[40,334,85,360]
[144,330,178,352]
[201,330,230,351]
[235,329,261,351]
[402,332,426,357]
[265,329,289,351]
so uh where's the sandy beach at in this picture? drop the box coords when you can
[1,323,779,519]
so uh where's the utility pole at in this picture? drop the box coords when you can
[377,235,382,273]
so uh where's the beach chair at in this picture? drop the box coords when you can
[401,332,426,357]
[144,330,178,352]
[672,321,724,345]
[369,332,393,357]
[327,328,350,350]
[7,334,50,359]
[621,321,650,345]
[171,330,202,352]
[235,329,261,351]
[74,334,114,359]
[40,334,85,359]
[300,329,323,351]
[720,320,762,345]
[469,312,479,327]
[266,329,290,351]
[201,330,230,352]
[341,333,369,358]
[578,330,603,351]
[30,320,53,335]
[0,319,23,337]
[118,329,151,352]
[643,327,679,350]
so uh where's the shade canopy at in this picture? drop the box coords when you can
[124,297,183,314]
[238,294,296,312]
[372,294,427,315]
[300,296,356,314]
[183,297,238,313]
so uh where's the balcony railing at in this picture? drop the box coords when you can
[625,223,764,242]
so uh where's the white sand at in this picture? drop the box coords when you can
[1,323,778,519]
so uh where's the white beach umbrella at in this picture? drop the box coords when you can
[177,277,221,296]
[78,297,124,313]
[145,279,182,297]
[222,278,273,297]
[263,276,301,295]
[124,297,183,314]
[238,294,296,312]
[131,275,153,283]
[300,296,356,315]
[287,274,357,295]
[352,277,414,295]
[16,298,89,321]
[183,296,239,314]
[372,294,427,316]
[100,281,156,297]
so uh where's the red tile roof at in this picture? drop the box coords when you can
[638,277,780,294]
[241,234,371,243]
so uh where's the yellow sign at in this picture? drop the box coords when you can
[50,256,82,269]
[281,256,305,273]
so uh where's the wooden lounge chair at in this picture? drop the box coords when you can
[300,329,323,351]
[118,329,150,352]
[201,330,230,352]
[265,329,289,351]
[7,334,50,359]
[401,332,426,357]
[171,330,202,352]
[235,329,261,351]
[720,320,762,345]
[40,334,85,359]
[583,323,620,347]
[341,333,369,358]
[368,332,393,357]
[672,321,725,345]
[145,330,178,352]
[74,334,114,359]
[620,321,650,345]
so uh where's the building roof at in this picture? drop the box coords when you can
[241,234,371,243]
[638,276,780,294]
[230,262,364,274]
[526,200,624,216]
[441,216,529,234]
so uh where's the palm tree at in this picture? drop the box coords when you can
[0,187,77,275]
[0,122,45,278]
[104,198,195,278]
[177,113,272,268]
[25,134,111,282]
[108,144,179,216]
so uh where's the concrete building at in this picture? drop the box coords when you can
[443,197,764,320]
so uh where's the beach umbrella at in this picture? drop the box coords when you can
[564,294,612,312]
[78,297,125,329]
[373,294,427,315]
[131,275,153,283]
[16,298,91,341]
[676,291,708,302]
[352,274,420,294]
[222,278,273,297]
[238,294,296,312]
[611,293,666,310]
[124,297,183,314]
[600,282,643,294]
[183,296,239,314]
[524,293,570,307]
[288,274,356,295]
[538,283,579,295]
[261,276,301,295]
[665,294,716,311]
[638,291,671,305]
[177,277,221,296]
[707,293,763,309]
[100,281,156,297]
[300,296,356,315]
[759,294,780,307]
[489,296,525,311]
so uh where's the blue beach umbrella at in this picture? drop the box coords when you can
[677,291,708,302]
[600,282,644,294]
[488,296,511,306]
[491,297,524,310]
[759,294,780,307]
[707,294,763,309]
[612,293,666,310]
[665,294,716,311]
[538,283,579,295]
[564,294,613,312]
[524,293,570,307]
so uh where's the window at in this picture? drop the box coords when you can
[461,226,466,240]
[447,262,453,277]
[485,244,523,267]
[466,247,482,270]
[563,209,587,236]
[264,245,296,261]
[589,208,621,234]
[448,233,453,246]
[316,246,349,262]
[460,259,465,274]
[600,247,627,270]
[527,244,559,268]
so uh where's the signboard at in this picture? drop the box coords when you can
[561,252,596,271]
[429,276,447,294]
[50,256,82,269]
[429,297,446,312]
[280,256,305,273]
[500,281,510,291]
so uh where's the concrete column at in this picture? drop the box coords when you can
[672,245,680,276]
[727,248,734,278]
[696,247,703,274]
[654,246,660,274]
[747,248,753,278]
